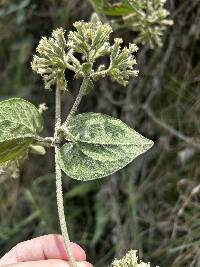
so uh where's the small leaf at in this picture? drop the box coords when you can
[0,139,31,164]
[81,63,92,76]
[59,113,153,180]
[104,6,133,16]
[0,98,43,142]
[29,145,46,155]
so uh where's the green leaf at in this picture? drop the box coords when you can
[62,113,152,146]
[59,113,154,180]
[104,6,133,16]
[77,142,148,162]
[0,139,32,163]
[90,0,142,17]
[58,143,143,181]
[0,98,43,142]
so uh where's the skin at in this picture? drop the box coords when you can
[0,234,93,267]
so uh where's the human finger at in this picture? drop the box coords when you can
[0,235,86,266]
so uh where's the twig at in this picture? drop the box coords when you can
[143,104,200,150]
[64,77,90,126]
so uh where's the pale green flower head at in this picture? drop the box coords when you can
[67,17,139,86]
[127,0,173,48]
[111,250,159,267]
[32,18,139,89]
[67,20,113,62]
[31,28,67,90]
[108,39,139,86]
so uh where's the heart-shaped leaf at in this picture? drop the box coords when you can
[59,113,154,180]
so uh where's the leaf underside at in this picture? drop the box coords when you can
[0,98,43,163]
[59,113,154,181]
[0,139,32,164]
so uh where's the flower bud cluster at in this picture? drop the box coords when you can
[126,0,173,48]
[108,39,139,86]
[111,250,159,267]
[31,28,67,90]
[67,20,112,62]
[31,17,139,90]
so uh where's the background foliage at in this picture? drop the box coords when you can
[0,1,200,266]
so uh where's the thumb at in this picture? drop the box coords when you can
[5,259,93,267]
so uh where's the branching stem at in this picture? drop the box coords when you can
[64,77,90,125]
[54,77,92,267]
[54,81,77,267]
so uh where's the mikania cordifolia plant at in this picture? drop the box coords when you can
[0,16,155,267]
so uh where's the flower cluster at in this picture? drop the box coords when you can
[125,0,173,48]
[111,250,159,267]
[67,19,139,86]
[67,20,112,62]
[31,17,139,90]
[108,39,139,86]
[31,28,67,90]
[90,0,173,48]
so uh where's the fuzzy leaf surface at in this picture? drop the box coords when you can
[0,98,43,142]
[63,113,153,147]
[60,113,153,180]
[58,143,144,181]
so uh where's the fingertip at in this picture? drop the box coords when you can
[71,242,87,261]
[53,235,86,261]
[36,234,87,261]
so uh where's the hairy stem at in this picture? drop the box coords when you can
[54,83,77,267]
[35,136,54,147]
[64,77,90,125]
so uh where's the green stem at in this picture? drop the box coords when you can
[64,77,90,125]
[54,83,77,267]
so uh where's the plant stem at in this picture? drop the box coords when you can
[54,77,90,266]
[54,83,77,267]
[35,136,54,147]
[64,77,90,125]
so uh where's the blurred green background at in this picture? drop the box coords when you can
[0,1,200,266]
